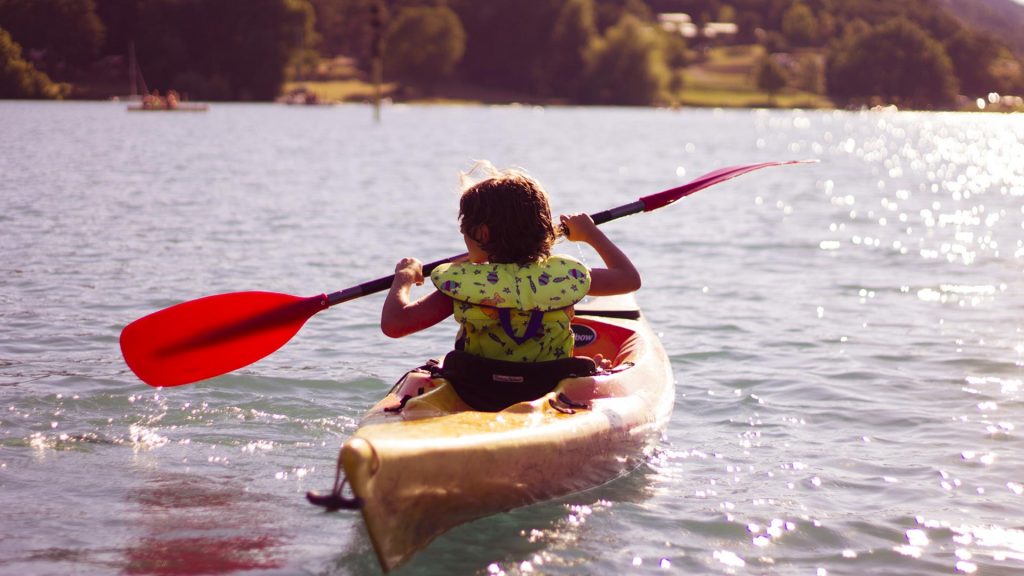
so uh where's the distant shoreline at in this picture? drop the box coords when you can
[53,43,1023,114]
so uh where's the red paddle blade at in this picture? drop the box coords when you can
[120,292,328,387]
[641,160,812,212]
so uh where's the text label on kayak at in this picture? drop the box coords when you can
[572,324,598,347]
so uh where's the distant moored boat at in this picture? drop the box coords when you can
[125,43,209,113]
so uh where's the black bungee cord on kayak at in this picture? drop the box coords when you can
[306,455,364,511]
[548,393,589,414]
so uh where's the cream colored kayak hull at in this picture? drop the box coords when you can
[341,295,674,571]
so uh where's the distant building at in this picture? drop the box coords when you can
[658,13,738,41]
[703,22,739,39]
[658,13,698,38]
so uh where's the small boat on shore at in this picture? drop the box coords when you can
[126,97,208,112]
[124,44,208,112]
[308,293,674,571]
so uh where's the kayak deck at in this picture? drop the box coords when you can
[324,295,674,571]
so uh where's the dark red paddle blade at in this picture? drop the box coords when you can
[640,161,808,212]
[120,291,327,387]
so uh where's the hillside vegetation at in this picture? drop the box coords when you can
[940,0,1024,56]
[2,0,1022,111]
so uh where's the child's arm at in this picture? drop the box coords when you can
[560,213,642,296]
[381,257,453,338]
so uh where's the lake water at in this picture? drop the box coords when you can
[1,101,1023,575]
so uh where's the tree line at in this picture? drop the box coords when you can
[2,0,1022,109]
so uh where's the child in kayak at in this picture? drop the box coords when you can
[382,165,640,368]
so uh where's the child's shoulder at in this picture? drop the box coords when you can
[432,255,586,276]
[545,253,586,267]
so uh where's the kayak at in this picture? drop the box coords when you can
[313,293,674,571]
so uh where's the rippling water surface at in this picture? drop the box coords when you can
[2,102,1023,575]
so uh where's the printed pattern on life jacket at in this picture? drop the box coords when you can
[431,256,591,362]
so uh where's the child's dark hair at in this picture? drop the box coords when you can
[459,168,556,264]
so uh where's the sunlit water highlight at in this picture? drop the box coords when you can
[1,102,1023,575]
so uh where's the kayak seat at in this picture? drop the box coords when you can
[438,350,598,413]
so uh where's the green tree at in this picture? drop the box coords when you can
[661,28,688,69]
[762,29,788,54]
[450,0,561,94]
[308,0,343,56]
[991,57,1024,97]
[756,54,787,101]
[793,52,825,94]
[309,0,405,59]
[817,9,836,43]
[95,0,139,57]
[826,18,958,109]
[385,6,465,91]
[0,26,69,98]
[718,4,737,23]
[735,10,762,44]
[312,0,376,63]
[229,0,315,99]
[826,0,963,47]
[581,14,669,106]
[781,2,817,47]
[0,0,105,72]
[136,0,314,100]
[593,0,650,31]
[944,28,1004,97]
[545,0,598,99]
[621,0,652,21]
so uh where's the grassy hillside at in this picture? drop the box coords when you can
[287,46,834,109]
[673,45,832,109]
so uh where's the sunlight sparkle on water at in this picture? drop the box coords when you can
[815,113,1024,278]
[713,549,745,568]
[129,424,169,450]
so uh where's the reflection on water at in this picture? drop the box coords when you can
[122,474,287,574]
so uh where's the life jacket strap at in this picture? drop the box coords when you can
[498,308,545,345]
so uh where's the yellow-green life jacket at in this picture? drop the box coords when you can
[430,255,591,362]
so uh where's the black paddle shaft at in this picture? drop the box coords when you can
[325,254,467,307]
[324,199,647,308]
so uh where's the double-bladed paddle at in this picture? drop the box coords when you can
[120,160,811,387]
